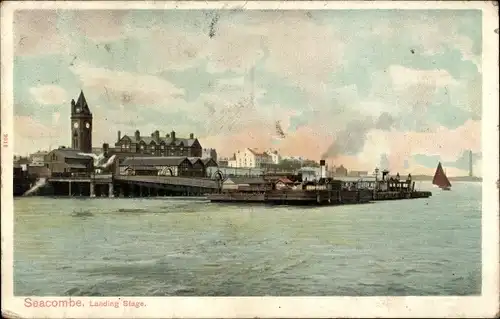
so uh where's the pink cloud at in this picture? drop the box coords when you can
[385,119,481,163]
[200,119,480,176]
[15,115,60,139]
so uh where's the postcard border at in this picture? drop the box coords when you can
[1,1,499,318]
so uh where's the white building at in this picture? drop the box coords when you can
[29,151,48,167]
[265,149,281,164]
[229,148,273,168]
[298,167,320,181]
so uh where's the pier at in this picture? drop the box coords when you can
[40,174,218,197]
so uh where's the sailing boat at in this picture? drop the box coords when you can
[432,162,452,191]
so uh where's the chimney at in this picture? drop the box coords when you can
[117,130,121,142]
[171,130,176,141]
[103,143,109,154]
[135,130,140,141]
[154,130,160,141]
[320,159,326,179]
[189,133,194,139]
[166,133,170,138]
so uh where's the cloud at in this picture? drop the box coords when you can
[29,85,68,105]
[52,112,60,124]
[13,10,67,56]
[363,120,480,172]
[370,12,481,72]
[318,119,480,174]
[12,9,482,172]
[72,10,129,42]
[141,10,346,86]
[15,115,60,139]
[379,153,390,170]
[69,62,185,107]
[388,65,460,90]
[255,12,345,88]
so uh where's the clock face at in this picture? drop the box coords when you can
[73,122,79,129]
[76,108,81,113]
[85,122,91,129]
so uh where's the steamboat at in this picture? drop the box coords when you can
[207,160,432,205]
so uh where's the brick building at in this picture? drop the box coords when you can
[44,147,94,177]
[114,130,202,157]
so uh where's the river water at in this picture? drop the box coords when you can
[13,181,481,296]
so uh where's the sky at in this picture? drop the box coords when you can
[12,9,482,176]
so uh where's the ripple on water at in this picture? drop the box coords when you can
[14,184,482,296]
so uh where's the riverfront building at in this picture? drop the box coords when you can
[114,130,202,157]
[228,148,273,168]
[119,156,217,177]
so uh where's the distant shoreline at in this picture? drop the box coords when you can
[410,176,482,182]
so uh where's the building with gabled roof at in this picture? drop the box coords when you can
[44,146,94,177]
[119,156,209,177]
[114,129,202,157]
[229,148,273,168]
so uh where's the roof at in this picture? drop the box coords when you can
[119,134,198,147]
[51,148,94,160]
[246,148,272,157]
[120,156,189,167]
[202,158,218,166]
[15,158,31,165]
[77,91,87,105]
[187,157,203,164]
[226,177,268,185]
[125,166,158,171]
[72,90,92,115]
[276,177,294,184]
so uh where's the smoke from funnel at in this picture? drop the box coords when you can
[322,113,396,159]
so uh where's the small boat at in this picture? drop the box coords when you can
[432,162,452,191]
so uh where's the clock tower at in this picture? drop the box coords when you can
[70,90,93,153]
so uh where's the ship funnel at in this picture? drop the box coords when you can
[320,159,326,179]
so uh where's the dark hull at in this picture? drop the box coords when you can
[208,189,374,206]
[208,189,432,205]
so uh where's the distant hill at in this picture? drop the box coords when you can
[411,175,482,182]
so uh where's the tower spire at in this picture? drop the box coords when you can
[76,90,87,107]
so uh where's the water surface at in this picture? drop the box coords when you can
[14,181,481,296]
